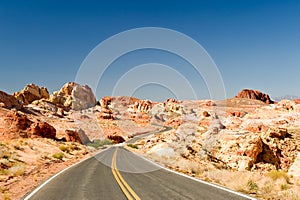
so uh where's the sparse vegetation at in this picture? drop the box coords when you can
[267,170,290,182]
[59,145,70,153]
[8,163,25,176]
[127,143,138,149]
[52,152,64,160]
[247,180,259,193]
[87,139,112,149]
[281,183,289,190]
[262,184,274,194]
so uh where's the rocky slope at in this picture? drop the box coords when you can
[1,84,299,199]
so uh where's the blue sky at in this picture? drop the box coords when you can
[0,0,299,101]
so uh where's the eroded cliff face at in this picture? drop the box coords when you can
[235,89,274,104]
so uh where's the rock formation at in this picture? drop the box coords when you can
[98,108,114,120]
[207,131,263,171]
[49,82,96,110]
[276,100,296,111]
[165,98,181,112]
[30,121,57,139]
[235,89,274,104]
[0,90,21,109]
[65,129,90,144]
[13,84,49,104]
[294,99,300,104]
[132,100,152,113]
[100,96,112,109]
[31,99,65,117]
[0,111,56,140]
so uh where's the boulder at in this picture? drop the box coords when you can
[0,90,21,109]
[235,89,274,104]
[30,121,56,139]
[72,84,97,110]
[49,82,96,110]
[65,129,90,144]
[13,84,49,104]
[107,135,125,143]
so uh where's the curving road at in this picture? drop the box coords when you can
[24,146,255,200]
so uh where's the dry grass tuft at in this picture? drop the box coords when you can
[267,170,290,182]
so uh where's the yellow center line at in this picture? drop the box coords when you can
[111,147,141,200]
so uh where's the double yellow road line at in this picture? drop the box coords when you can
[111,148,141,200]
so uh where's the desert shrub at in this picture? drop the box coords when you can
[127,143,138,149]
[0,169,9,175]
[262,184,274,194]
[3,192,11,200]
[247,180,258,193]
[59,145,70,153]
[267,170,289,182]
[69,143,80,151]
[280,184,289,190]
[280,191,300,200]
[8,163,25,176]
[52,153,64,160]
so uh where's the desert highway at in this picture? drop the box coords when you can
[24,146,255,200]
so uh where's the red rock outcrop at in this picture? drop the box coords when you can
[130,113,151,124]
[132,100,152,113]
[202,111,210,117]
[0,91,21,109]
[107,135,125,143]
[244,123,269,133]
[13,84,49,104]
[294,99,300,104]
[100,96,112,109]
[30,121,56,139]
[226,111,247,118]
[98,108,114,120]
[0,111,56,140]
[65,129,90,144]
[165,117,182,129]
[235,89,274,104]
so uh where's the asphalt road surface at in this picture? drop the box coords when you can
[24,146,255,200]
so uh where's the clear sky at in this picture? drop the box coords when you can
[0,0,299,101]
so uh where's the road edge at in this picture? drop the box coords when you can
[22,148,108,200]
[128,149,258,200]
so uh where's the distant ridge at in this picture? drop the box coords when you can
[273,95,299,102]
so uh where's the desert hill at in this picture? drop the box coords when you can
[0,84,300,199]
